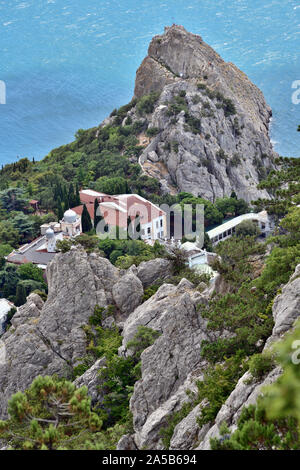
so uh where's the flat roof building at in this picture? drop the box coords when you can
[207,211,271,245]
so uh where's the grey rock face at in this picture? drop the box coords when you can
[0,248,144,419]
[112,272,144,316]
[265,264,300,348]
[169,403,207,450]
[118,278,213,449]
[117,434,138,450]
[136,258,173,288]
[73,357,107,407]
[196,367,282,450]
[132,25,277,202]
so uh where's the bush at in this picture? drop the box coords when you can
[196,352,248,427]
[137,92,160,115]
[248,353,275,380]
[146,127,160,137]
[56,239,72,253]
[235,220,260,237]
[127,326,161,360]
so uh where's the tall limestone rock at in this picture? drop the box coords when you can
[0,247,144,419]
[123,25,277,202]
[116,264,300,450]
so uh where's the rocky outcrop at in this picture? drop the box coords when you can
[265,264,300,348]
[123,25,278,202]
[73,357,107,408]
[169,403,210,450]
[195,264,300,449]
[117,279,219,449]
[112,271,143,316]
[119,263,299,451]
[136,258,173,288]
[0,248,145,419]
[196,366,282,450]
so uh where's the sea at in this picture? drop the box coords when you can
[0,0,299,166]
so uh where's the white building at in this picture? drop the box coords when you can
[180,241,217,278]
[0,299,15,335]
[7,210,82,270]
[207,211,271,246]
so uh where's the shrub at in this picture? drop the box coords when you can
[196,352,248,427]
[127,326,161,360]
[137,92,160,115]
[146,127,160,137]
[235,220,260,237]
[56,239,72,253]
[248,353,275,380]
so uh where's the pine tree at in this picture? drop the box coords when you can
[0,376,102,450]
[57,197,64,221]
[63,185,69,211]
[75,183,81,206]
[81,204,93,233]
[94,198,103,231]
[68,183,77,208]
[15,283,27,307]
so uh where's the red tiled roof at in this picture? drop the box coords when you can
[73,193,165,228]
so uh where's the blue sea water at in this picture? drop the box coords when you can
[0,0,299,165]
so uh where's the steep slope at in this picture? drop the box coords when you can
[121,25,277,202]
[0,248,170,419]
[181,264,300,450]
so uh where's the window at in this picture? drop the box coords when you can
[147,227,151,234]
[160,219,163,227]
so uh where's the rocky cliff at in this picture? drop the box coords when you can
[0,248,171,419]
[0,247,299,450]
[109,25,277,202]
[187,264,300,450]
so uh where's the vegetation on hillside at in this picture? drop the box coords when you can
[0,89,299,450]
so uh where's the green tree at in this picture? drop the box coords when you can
[81,204,93,233]
[0,187,28,212]
[15,283,27,307]
[0,375,102,450]
[95,176,128,195]
[56,197,64,221]
[11,213,35,242]
[0,221,20,248]
[0,263,20,298]
[17,263,45,284]
[94,198,103,231]
[235,220,260,237]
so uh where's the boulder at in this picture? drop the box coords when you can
[0,248,143,419]
[136,258,173,288]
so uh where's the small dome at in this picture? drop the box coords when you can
[64,209,77,224]
[45,228,55,239]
